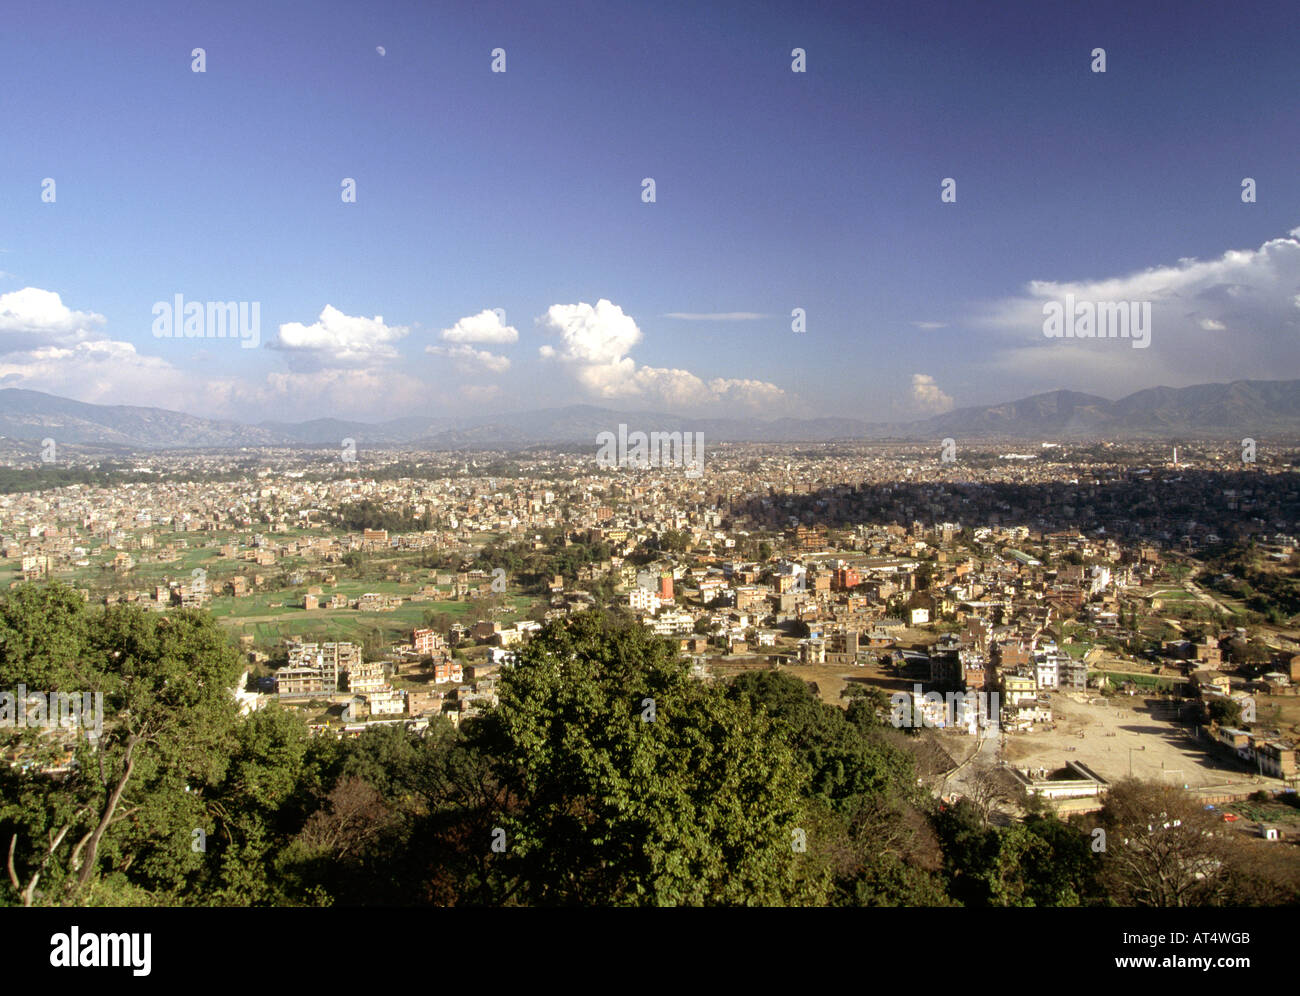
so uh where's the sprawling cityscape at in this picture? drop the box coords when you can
[2,0,1299,973]
[2,421,1297,913]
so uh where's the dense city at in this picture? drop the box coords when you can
[2,434,1299,907]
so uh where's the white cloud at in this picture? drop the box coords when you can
[911,373,954,413]
[0,288,432,421]
[270,305,409,368]
[0,339,191,406]
[537,298,787,411]
[977,225,1300,394]
[708,377,788,408]
[910,321,947,330]
[440,309,518,344]
[663,312,767,321]
[252,368,427,417]
[0,287,105,347]
[0,288,205,406]
[538,299,643,366]
[427,343,510,373]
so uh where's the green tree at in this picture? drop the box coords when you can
[0,585,245,905]
[727,670,948,906]
[1206,697,1243,728]
[201,703,339,905]
[466,611,814,905]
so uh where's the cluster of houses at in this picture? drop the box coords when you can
[889,620,1088,733]
[1188,636,1300,784]
[269,635,505,734]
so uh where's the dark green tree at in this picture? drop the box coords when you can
[466,611,814,905]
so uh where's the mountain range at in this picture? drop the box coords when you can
[0,379,1296,451]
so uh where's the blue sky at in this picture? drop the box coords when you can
[1,0,1298,423]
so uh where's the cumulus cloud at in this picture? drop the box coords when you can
[269,305,409,369]
[709,377,788,407]
[537,298,787,411]
[538,299,642,366]
[0,339,192,406]
[253,367,427,417]
[911,373,954,413]
[0,288,206,406]
[0,287,106,349]
[427,343,510,373]
[0,287,436,421]
[976,225,1300,394]
[440,309,518,344]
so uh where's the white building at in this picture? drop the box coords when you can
[628,587,661,613]
[367,689,405,715]
[1034,652,1068,690]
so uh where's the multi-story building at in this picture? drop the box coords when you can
[432,660,465,684]
[366,689,405,716]
[798,638,826,665]
[1061,658,1088,690]
[284,641,362,696]
[629,587,661,613]
[412,627,444,656]
[1034,651,1068,690]
[646,609,695,637]
[347,661,387,695]
[1254,740,1297,780]
[275,666,333,699]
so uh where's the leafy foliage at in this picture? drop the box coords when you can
[1,588,1292,908]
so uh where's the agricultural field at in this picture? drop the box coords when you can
[211,589,536,651]
[1223,796,1300,829]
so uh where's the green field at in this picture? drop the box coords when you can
[7,522,550,653]
[212,589,535,650]
[1060,640,1094,660]
[1092,670,1185,692]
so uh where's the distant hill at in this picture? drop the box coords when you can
[888,390,1114,439]
[0,389,281,449]
[893,381,1300,440]
[0,379,1296,450]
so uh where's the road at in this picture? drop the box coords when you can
[940,725,1002,798]
[1184,579,1234,618]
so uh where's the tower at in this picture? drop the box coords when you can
[659,572,674,602]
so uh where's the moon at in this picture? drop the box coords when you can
[376,45,386,56]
